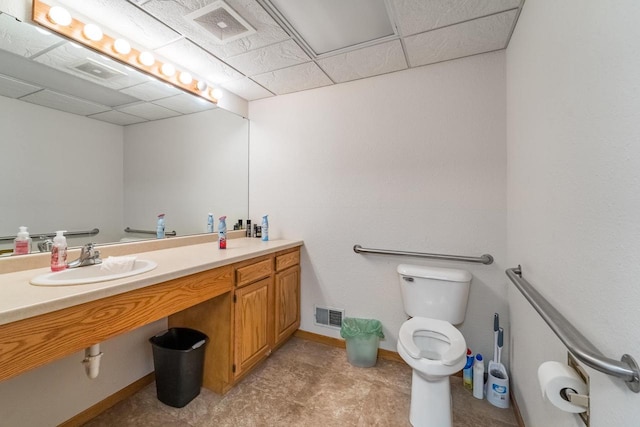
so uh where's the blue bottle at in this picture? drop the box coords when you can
[207,213,214,233]
[261,215,269,241]
[463,348,473,391]
[218,216,227,249]
[156,214,165,239]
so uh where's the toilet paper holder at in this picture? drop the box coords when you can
[567,352,591,426]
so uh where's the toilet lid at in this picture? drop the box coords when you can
[399,317,466,366]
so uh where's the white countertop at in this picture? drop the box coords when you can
[0,238,302,326]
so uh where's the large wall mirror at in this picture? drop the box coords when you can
[0,11,249,254]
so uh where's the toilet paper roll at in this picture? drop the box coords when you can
[538,361,588,413]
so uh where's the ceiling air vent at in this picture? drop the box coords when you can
[71,58,126,81]
[184,1,256,44]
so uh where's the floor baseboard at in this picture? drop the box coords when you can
[294,329,403,363]
[58,373,154,427]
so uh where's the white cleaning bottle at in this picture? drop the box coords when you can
[207,213,214,233]
[13,226,32,255]
[218,216,227,249]
[473,353,484,399]
[156,214,165,239]
[50,230,68,271]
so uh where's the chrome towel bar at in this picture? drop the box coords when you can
[124,227,177,237]
[506,266,640,392]
[353,244,494,265]
[0,228,100,243]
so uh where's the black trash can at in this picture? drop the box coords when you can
[149,328,208,408]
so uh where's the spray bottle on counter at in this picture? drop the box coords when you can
[261,215,269,241]
[156,214,165,239]
[463,348,473,391]
[207,213,214,233]
[13,226,32,255]
[50,230,68,271]
[218,216,227,249]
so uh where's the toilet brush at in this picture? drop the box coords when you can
[493,313,499,363]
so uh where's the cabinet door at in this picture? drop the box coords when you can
[234,277,271,378]
[274,265,300,346]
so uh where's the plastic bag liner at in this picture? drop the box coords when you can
[340,318,384,368]
[340,318,384,339]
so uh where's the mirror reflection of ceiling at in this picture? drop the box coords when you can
[0,0,523,123]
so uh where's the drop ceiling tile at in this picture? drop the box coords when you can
[253,62,332,95]
[0,74,42,98]
[225,40,310,76]
[141,0,290,59]
[220,77,273,101]
[119,79,182,102]
[404,10,517,67]
[21,89,111,116]
[391,0,521,36]
[56,0,180,49]
[34,43,149,90]
[154,38,244,85]
[0,13,62,57]
[89,110,148,126]
[317,40,408,83]
[117,102,181,121]
[153,93,217,114]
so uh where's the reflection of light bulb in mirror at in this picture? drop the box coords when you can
[83,24,103,41]
[211,88,224,100]
[138,51,155,67]
[47,6,72,26]
[113,39,131,55]
[160,63,176,77]
[178,71,193,85]
[196,81,208,91]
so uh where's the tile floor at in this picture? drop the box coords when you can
[83,337,519,426]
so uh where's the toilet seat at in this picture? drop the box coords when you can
[399,317,465,366]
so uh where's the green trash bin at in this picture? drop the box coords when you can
[340,317,384,368]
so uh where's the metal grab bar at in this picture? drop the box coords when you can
[506,266,640,392]
[0,228,100,242]
[124,227,177,237]
[353,244,494,265]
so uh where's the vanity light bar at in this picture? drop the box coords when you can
[32,0,221,104]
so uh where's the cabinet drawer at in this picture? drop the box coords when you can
[276,251,300,272]
[236,258,273,287]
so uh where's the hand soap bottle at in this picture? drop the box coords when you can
[218,216,227,249]
[156,214,165,239]
[261,215,269,241]
[50,231,68,271]
[13,226,32,255]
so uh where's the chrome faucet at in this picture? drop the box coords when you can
[68,243,101,268]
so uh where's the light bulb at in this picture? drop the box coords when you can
[83,24,103,42]
[47,6,72,26]
[211,88,224,100]
[196,81,208,91]
[113,39,131,55]
[178,71,193,85]
[138,51,155,67]
[160,63,176,77]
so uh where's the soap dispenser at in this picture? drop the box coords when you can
[50,231,68,271]
[13,226,32,255]
[156,214,165,239]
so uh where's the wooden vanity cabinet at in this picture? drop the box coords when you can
[169,247,301,394]
[274,249,301,347]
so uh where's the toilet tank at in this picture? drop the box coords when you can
[397,264,472,325]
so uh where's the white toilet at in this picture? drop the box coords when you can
[396,264,472,427]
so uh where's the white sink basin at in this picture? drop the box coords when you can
[30,259,157,286]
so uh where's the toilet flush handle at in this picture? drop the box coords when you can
[403,277,414,282]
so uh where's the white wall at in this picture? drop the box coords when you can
[123,108,249,237]
[0,95,124,248]
[506,1,640,425]
[249,51,507,360]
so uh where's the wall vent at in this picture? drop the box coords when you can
[184,1,256,44]
[314,305,344,329]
